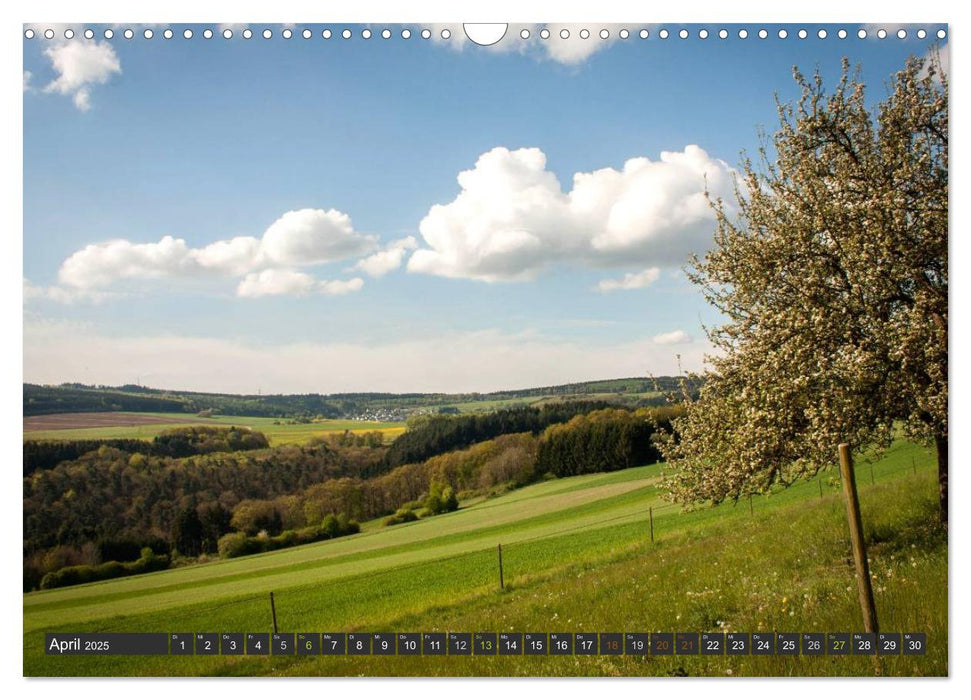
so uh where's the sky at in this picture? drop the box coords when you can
[21,22,948,394]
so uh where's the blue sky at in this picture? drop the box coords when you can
[22,23,947,393]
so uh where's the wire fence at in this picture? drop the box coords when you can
[88,454,935,633]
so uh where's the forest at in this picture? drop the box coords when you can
[23,425,270,475]
[23,403,679,591]
[385,400,617,467]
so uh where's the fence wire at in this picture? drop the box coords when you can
[84,456,934,633]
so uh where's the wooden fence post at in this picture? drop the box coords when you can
[497,544,504,590]
[838,444,879,633]
[819,479,824,499]
[269,591,278,634]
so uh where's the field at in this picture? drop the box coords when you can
[22,412,405,445]
[23,440,946,677]
[23,412,223,431]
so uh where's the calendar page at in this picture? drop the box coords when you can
[21,14,949,682]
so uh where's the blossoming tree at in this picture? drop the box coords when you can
[665,54,948,527]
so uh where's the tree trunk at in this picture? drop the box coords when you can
[935,432,948,530]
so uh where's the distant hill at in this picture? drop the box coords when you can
[23,376,700,419]
[23,384,191,416]
[22,383,344,419]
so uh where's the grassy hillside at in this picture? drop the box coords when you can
[23,440,945,677]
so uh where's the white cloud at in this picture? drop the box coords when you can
[596,267,660,293]
[56,208,376,296]
[194,236,263,276]
[652,330,691,345]
[260,209,375,266]
[352,236,418,277]
[236,269,317,298]
[319,277,365,295]
[24,322,709,395]
[23,70,32,92]
[407,145,736,282]
[42,40,121,111]
[72,88,92,111]
[58,235,195,289]
[48,145,735,298]
[236,269,364,299]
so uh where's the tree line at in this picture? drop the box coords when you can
[24,384,188,416]
[536,408,665,477]
[23,383,345,419]
[25,377,697,420]
[23,425,270,476]
[385,401,616,468]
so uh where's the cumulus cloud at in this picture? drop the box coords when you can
[23,70,32,91]
[24,322,709,395]
[407,145,736,282]
[429,23,623,65]
[260,209,375,266]
[596,268,660,293]
[235,269,363,298]
[352,236,418,277]
[194,236,263,276]
[652,330,691,345]
[42,39,121,111]
[56,208,376,296]
[59,235,195,288]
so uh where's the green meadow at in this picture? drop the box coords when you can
[23,440,945,677]
[23,413,405,444]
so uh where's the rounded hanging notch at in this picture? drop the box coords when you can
[463,23,508,46]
